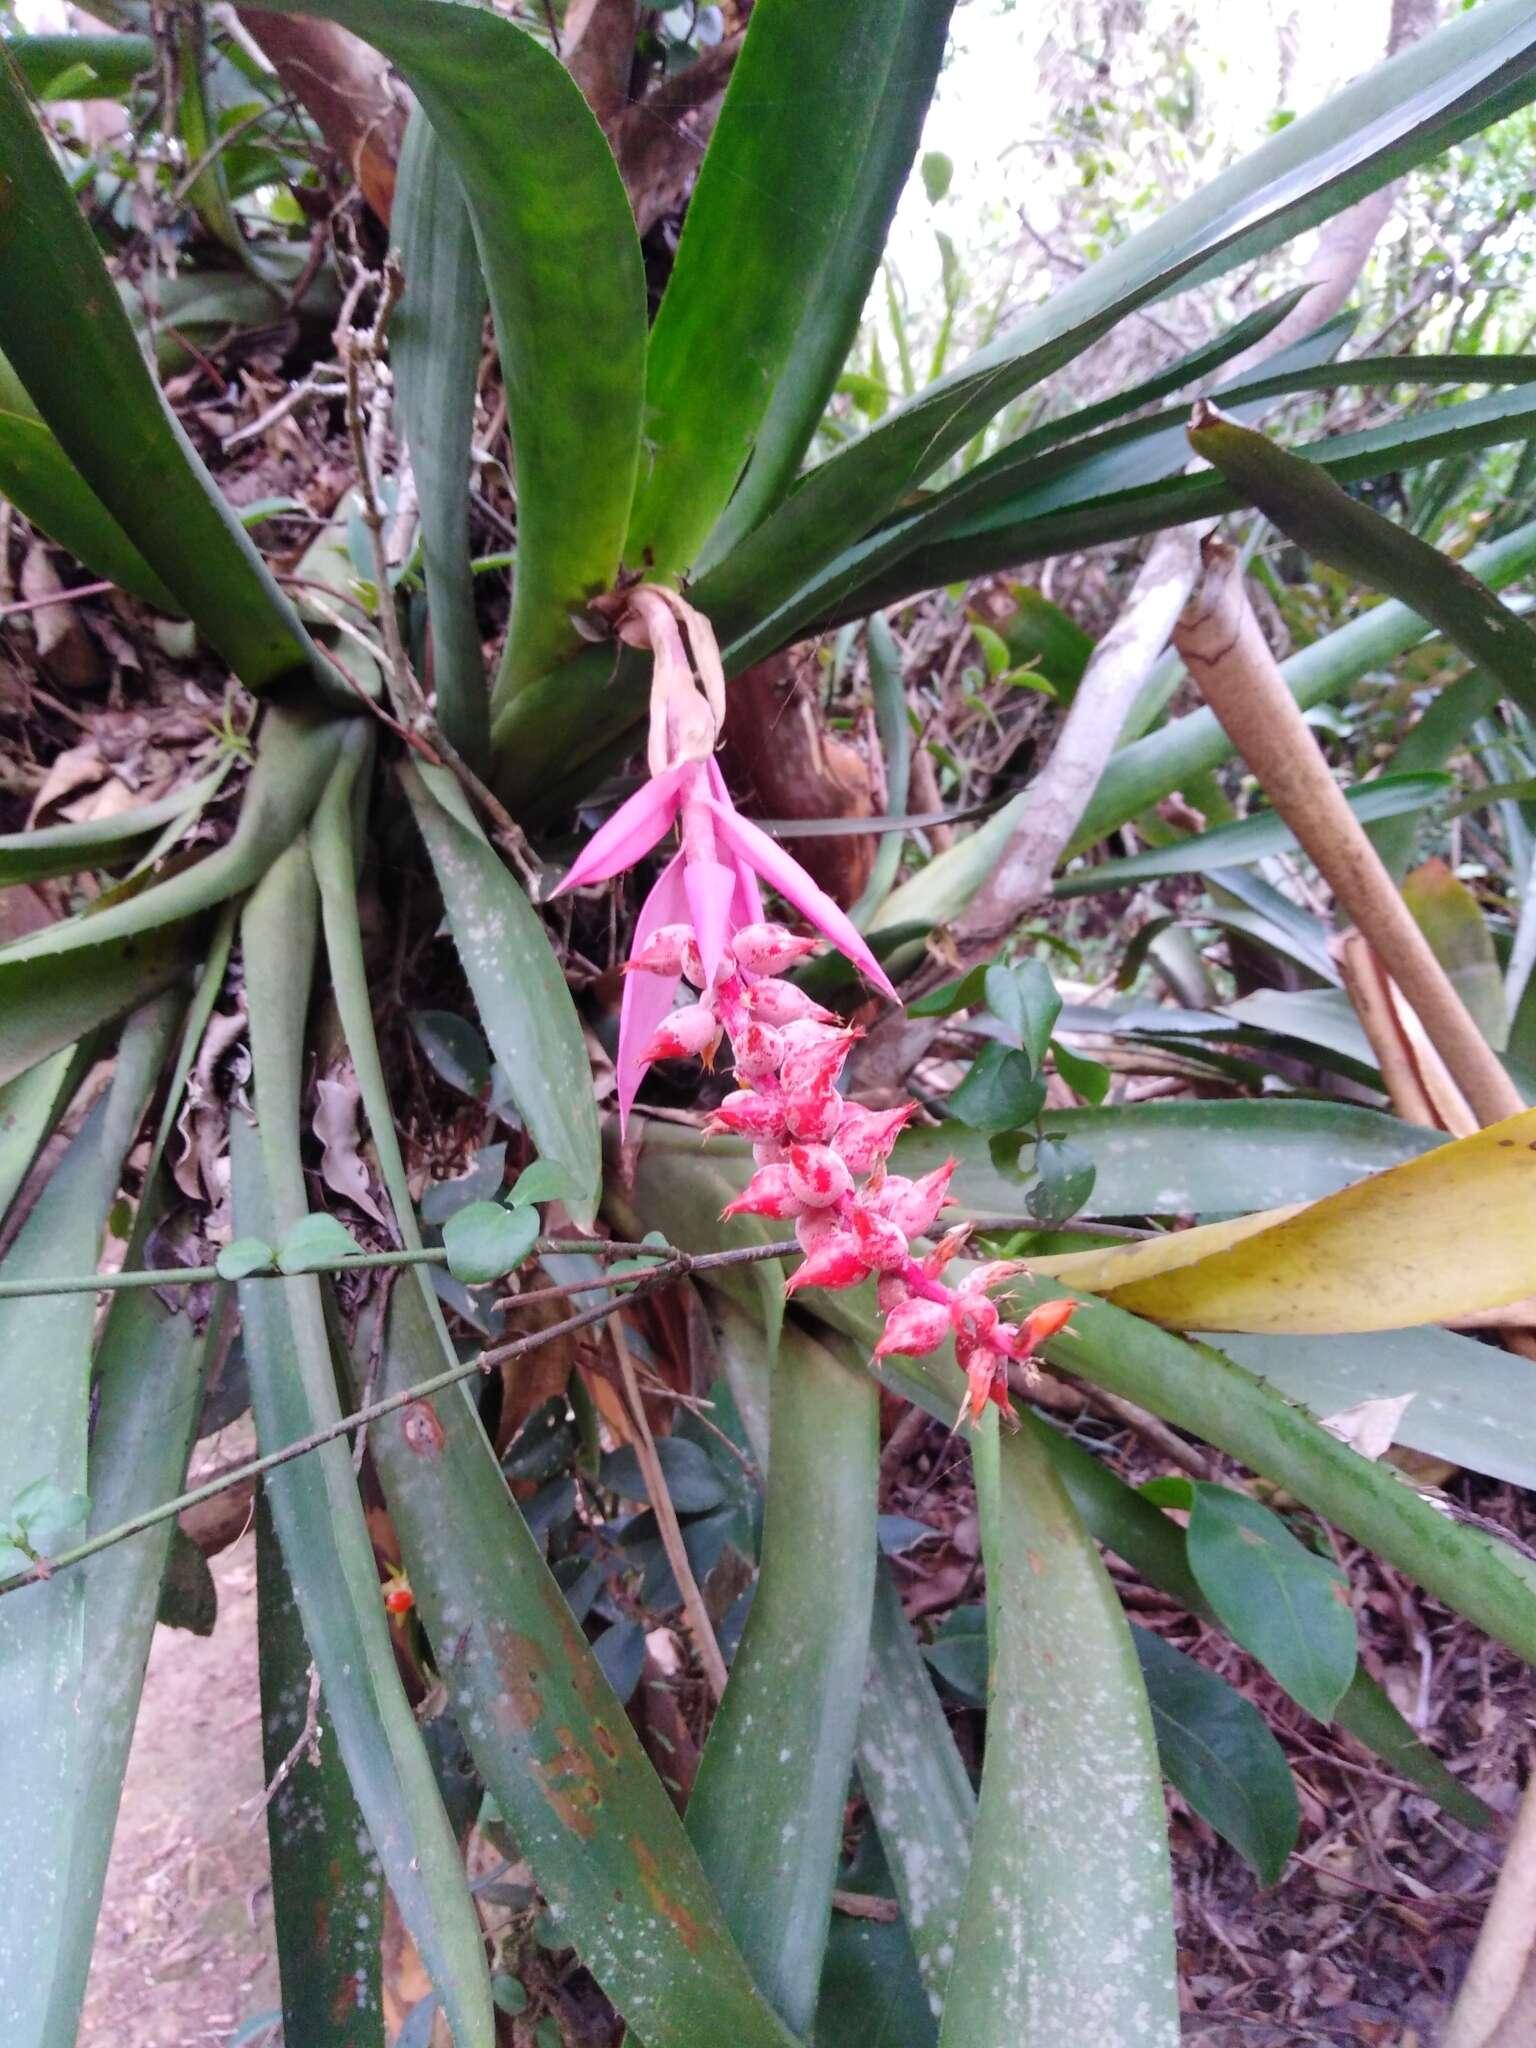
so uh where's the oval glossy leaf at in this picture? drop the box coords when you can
[276,1211,364,1275]
[237,852,495,2048]
[1132,1625,1298,1886]
[0,62,320,692]
[1032,1108,1536,1331]
[442,1199,538,1285]
[408,1009,491,1100]
[938,1416,1178,2047]
[1056,772,1451,898]
[1184,1485,1357,1723]
[255,1494,385,2046]
[238,0,645,702]
[401,762,600,1225]
[392,110,490,773]
[687,1320,879,2037]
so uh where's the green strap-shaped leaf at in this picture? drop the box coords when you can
[0,921,200,1087]
[851,614,913,930]
[695,0,1536,640]
[0,766,227,887]
[1190,409,1536,724]
[1372,668,1501,879]
[0,700,343,968]
[0,406,178,607]
[0,52,320,690]
[1055,771,1450,898]
[858,1566,975,2012]
[0,994,178,2047]
[937,1415,1178,2047]
[393,110,490,775]
[4,32,156,98]
[995,1279,1536,1672]
[239,0,645,702]
[369,1269,800,2048]
[774,381,1536,661]
[310,749,797,2048]
[687,1321,879,2036]
[689,0,955,571]
[1078,515,1536,851]
[256,1492,385,2047]
[236,849,494,2048]
[0,1044,91,1226]
[400,760,600,1225]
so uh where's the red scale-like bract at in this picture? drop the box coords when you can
[630,920,1076,1425]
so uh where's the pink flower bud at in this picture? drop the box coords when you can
[920,1225,973,1279]
[624,923,695,976]
[703,1089,785,1140]
[720,1164,802,1220]
[851,1205,909,1273]
[784,1232,869,1296]
[733,922,820,975]
[796,1207,842,1253]
[786,1143,854,1209]
[783,1083,841,1144]
[951,1292,1000,1351]
[873,1297,952,1360]
[963,1350,1012,1426]
[641,1002,723,1066]
[872,1160,956,1240]
[832,1100,914,1173]
[781,1029,860,1097]
[960,1258,1034,1298]
[753,1137,787,1166]
[732,1021,784,1081]
[743,979,838,1027]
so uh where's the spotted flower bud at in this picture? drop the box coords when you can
[873,1296,952,1360]
[720,1163,802,1220]
[781,1029,860,1097]
[732,922,821,976]
[796,1207,842,1253]
[703,1089,785,1140]
[832,1100,914,1173]
[784,1232,869,1295]
[851,1204,909,1273]
[743,979,838,1027]
[997,1298,1078,1359]
[641,1002,723,1065]
[872,1160,957,1240]
[784,1083,842,1144]
[732,1021,785,1082]
[623,923,695,977]
[787,1143,854,1209]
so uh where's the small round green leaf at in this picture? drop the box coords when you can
[948,1042,1045,1133]
[443,1200,539,1286]
[276,1212,365,1275]
[409,1008,491,1098]
[1026,1135,1097,1223]
[217,1236,276,1280]
[491,1975,528,2016]
[508,1157,582,1209]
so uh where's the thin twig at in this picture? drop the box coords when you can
[0,1239,796,1601]
[609,1312,729,1703]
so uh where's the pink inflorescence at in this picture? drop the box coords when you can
[552,584,1074,1423]
[631,917,1077,1426]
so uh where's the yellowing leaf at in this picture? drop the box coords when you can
[1032,1110,1536,1333]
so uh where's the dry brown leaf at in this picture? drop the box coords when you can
[1319,1393,1417,1463]
[313,1067,387,1226]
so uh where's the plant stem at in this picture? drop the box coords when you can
[0,1238,794,1600]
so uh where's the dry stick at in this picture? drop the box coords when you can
[1183,541,1536,2041]
[0,1237,795,1601]
[1334,930,1476,1138]
[1173,537,1524,1129]
[608,1312,729,1703]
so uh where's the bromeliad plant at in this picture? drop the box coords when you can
[7,4,1536,2045]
